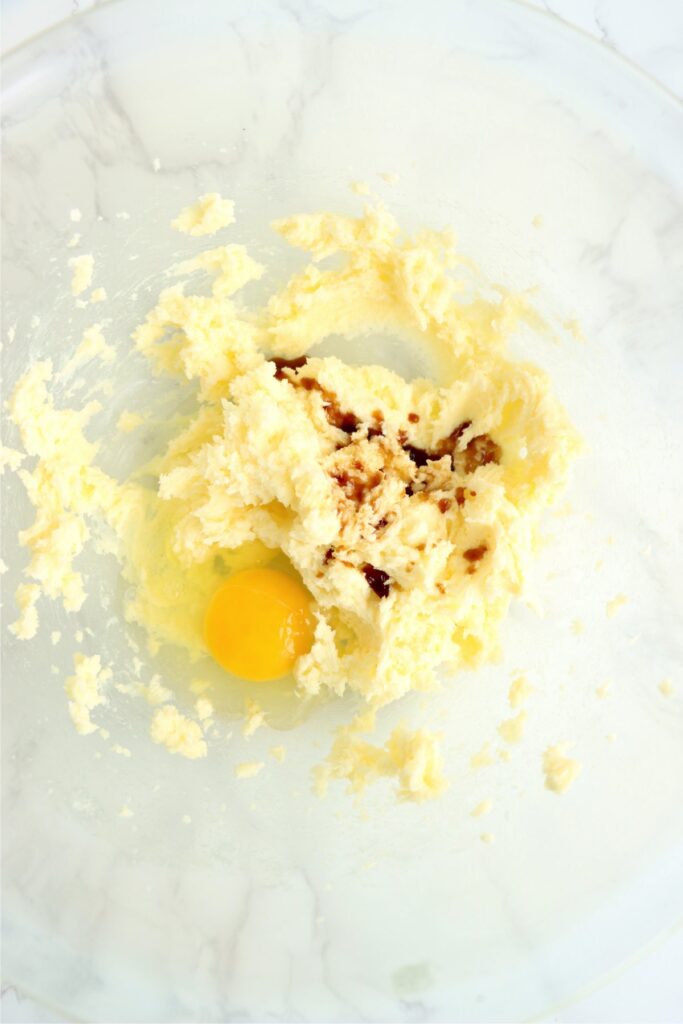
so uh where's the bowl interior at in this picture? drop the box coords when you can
[2,1,683,1020]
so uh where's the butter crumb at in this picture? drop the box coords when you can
[563,318,585,343]
[69,254,94,296]
[142,674,172,705]
[116,410,144,432]
[497,710,527,745]
[66,233,81,248]
[73,324,114,366]
[10,583,41,639]
[543,744,581,794]
[235,761,265,779]
[195,696,214,722]
[380,171,399,185]
[351,180,371,196]
[471,799,493,818]
[532,214,544,229]
[70,208,82,222]
[173,244,265,300]
[480,832,495,844]
[606,593,629,618]
[64,653,112,735]
[90,287,107,304]
[119,805,133,818]
[152,157,161,172]
[508,672,533,709]
[172,193,235,236]
[112,744,132,757]
[50,630,61,645]
[470,742,494,769]
[0,558,8,574]
[270,745,287,762]
[570,618,584,635]
[595,679,612,700]
[150,705,207,759]
[658,678,674,698]
[242,698,265,738]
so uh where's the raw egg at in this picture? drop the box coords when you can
[203,567,315,681]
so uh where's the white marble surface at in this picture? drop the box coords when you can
[2,1,683,1022]
[2,0,682,98]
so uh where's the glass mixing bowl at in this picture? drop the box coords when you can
[2,1,682,1020]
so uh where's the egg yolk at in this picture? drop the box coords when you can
[203,567,315,682]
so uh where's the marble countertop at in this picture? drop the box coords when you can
[3,0,682,99]
[2,1,682,1022]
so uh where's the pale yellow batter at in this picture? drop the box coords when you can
[6,196,580,801]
